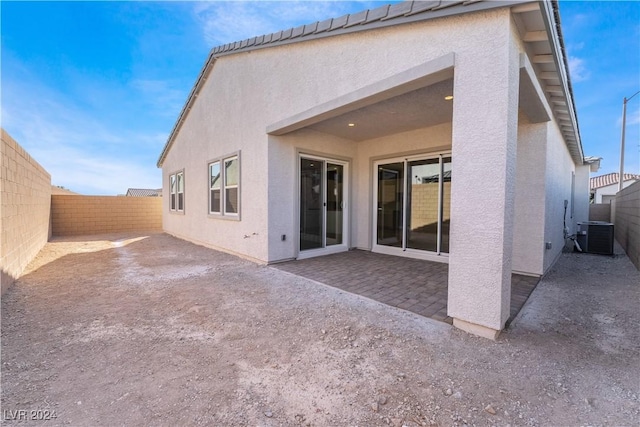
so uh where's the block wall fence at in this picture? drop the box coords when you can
[1,129,52,294]
[51,195,162,236]
[589,203,611,222]
[409,182,451,229]
[615,181,640,271]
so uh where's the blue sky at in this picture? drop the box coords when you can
[2,1,639,195]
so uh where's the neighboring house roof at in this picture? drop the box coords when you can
[590,173,640,191]
[126,188,162,197]
[157,0,583,168]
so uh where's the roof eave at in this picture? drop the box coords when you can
[156,54,216,168]
[539,0,584,164]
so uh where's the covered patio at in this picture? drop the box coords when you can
[274,250,539,326]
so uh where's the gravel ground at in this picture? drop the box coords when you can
[1,232,638,426]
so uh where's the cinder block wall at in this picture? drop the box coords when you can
[1,129,52,293]
[410,182,451,229]
[589,204,611,222]
[51,195,162,236]
[615,181,640,270]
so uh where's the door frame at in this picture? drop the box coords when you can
[297,153,350,260]
[371,152,451,263]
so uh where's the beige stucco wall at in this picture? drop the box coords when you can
[542,120,578,273]
[51,195,162,236]
[615,180,640,270]
[512,119,547,275]
[1,129,52,293]
[162,9,514,263]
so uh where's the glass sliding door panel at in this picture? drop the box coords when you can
[377,162,404,247]
[300,158,324,250]
[326,163,343,246]
[407,158,440,251]
[440,157,452,253]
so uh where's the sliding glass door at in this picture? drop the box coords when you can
[299,155,348,258]
[373,154,451,259]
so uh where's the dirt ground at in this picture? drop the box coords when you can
[1,232,638,426]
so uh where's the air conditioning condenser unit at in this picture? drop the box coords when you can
[576,221,614,255]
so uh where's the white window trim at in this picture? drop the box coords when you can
[208,151,241,221]
[371,151,452,263]
[169,173,177,212]
[209,161,222,215]
[169,169,185,214]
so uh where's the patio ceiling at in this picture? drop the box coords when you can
[307,79,453,141]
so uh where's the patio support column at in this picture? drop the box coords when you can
[448,22,520,339]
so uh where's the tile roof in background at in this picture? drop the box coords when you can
[590,173,640,190]
[126,188,162,197]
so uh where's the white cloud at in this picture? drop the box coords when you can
[193,1,367,46]
[130,78,186,118]
[627,107,640,126]
[2,72,164,195]
[568,56,589,82]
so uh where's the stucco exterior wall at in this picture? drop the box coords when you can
[1,129,51,293]
[615,180,640,270]
[266,129,358,261]
[51,195,161,236]
[542,120,577,273]
[265,9,508,262]
[447,9,521,332]
[512,119,547,275]
[163,8,513,264]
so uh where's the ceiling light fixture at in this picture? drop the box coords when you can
[445,95,453,101]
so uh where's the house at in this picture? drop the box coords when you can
[126,188,163,197]
[590,173,639,204]
[157,0,597,339]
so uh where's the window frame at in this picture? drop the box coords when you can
[209,161,222,214]
[208,151,241,220]
[169,173,177,212]
[169,169,185,214]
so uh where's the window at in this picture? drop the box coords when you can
[169,170,184,213]
[208,153,240,218]
[177,171,184,211]
[224,157,239,215]
[210,162,221,213]
[170,174,176,211]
